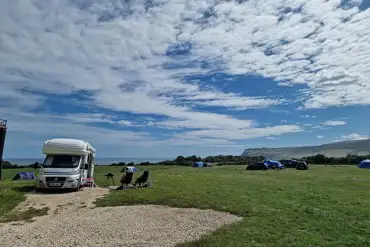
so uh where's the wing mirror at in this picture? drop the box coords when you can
[84,163,89,170]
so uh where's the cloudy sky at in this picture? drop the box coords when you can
[1,0,370,158]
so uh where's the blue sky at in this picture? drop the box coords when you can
[1,0,370,158]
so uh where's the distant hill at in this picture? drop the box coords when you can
[241,139,370,160]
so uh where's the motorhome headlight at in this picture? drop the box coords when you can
[67,175,80,183]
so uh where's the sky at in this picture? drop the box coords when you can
[1,0,370,159]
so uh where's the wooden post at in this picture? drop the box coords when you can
[0,119,7,181]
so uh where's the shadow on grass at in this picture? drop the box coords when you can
[10,185,36,193]
[7,185,84,195]
[29,189,79,195]
[0,207,49,223]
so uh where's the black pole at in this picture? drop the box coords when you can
[0,119,7,181]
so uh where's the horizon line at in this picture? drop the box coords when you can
[4,157,175,160]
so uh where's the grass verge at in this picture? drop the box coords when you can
[94,165,370,247]
[3,165,370,246]
[0,180,35,219]
[0,207,49,223]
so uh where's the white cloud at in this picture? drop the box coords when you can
[0,0,279,114]
[321,120,347,126]
[2,112,149,144]
[317,135,324,139]
[339,133,368,141]
[174,125,303,141]
[2,0,370,114]
[266,136,279,140]
[117,120,134,126]
[152,116,255,130]
[177,0,370,109]
[1,0,293,150]
[1,0,369,155]
[60,113,116,124]
[0,106,301,157]
[300,115,316,118]
[331,133,369,143]
[303,123,313,127]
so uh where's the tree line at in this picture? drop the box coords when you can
[0,161,39,169]
[109,155,266,166]
[2,153,369,169]
[107,154,370,166]
[298,154,370,165]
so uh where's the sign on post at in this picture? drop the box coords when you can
[0,119,7,181]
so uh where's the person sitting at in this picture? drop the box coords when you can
[119,167,134,189]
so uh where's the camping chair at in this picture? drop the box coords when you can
[119,172,134,189]
[104,173,115,185]
[134,171,150,188]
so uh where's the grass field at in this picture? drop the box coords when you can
[2,165,370,246]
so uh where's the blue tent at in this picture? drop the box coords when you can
[121,166,137,173]
[12,172,36,180]
[358,160,370,169]
[264,160,285,169]
[193,161,204,168]
[246,162,269,170]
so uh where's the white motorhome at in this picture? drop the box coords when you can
[35,138,95,191]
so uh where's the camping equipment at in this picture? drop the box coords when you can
[296,161,308,170]
[116,172,134,190]
[246,162,268,170]
[12,172,36,181]
[358,160,370,169]
[122,166,137,173]
[280,160,298,168]
[104,173,115,185]
[264,160,285,169]
[0,119,7,181]
[134,170,150,187]
[82,177,96,188]
[120,172,133,186]
[192,161,204,168]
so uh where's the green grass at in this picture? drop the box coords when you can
[1,169,46,222]
[0,169,36,220]
[95,165,370,247]
[0,207,49,223]
[3,165,370,246]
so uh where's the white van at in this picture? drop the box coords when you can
[35,138,95,191]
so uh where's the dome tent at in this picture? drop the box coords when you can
[246,162,268,170]
[296,161,308,170]
[12,172,35,180]
[121,166,137,173]
[358,160,370,169]
[192,161,204,168]
[264,160,285,169]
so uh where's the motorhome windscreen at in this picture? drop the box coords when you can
[43,155,81,168]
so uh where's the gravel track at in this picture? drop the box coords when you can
[0,188,242,247]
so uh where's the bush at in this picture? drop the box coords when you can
[1,161,18,169]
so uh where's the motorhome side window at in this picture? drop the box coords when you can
[88,153,92,166]
[43,155,81,168]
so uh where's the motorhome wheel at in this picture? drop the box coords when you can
[74,180,82,192]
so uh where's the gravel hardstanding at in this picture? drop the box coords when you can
[0,188,242,247]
